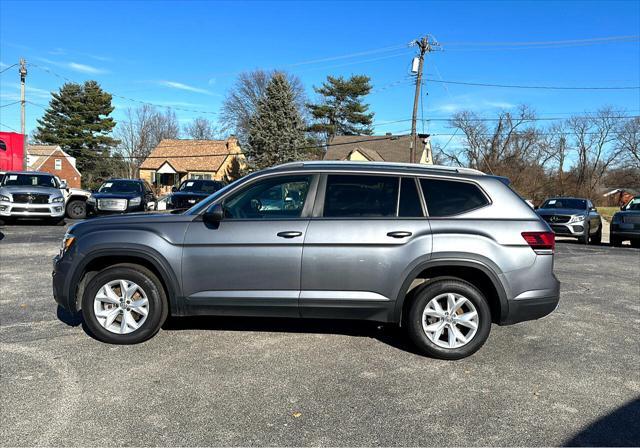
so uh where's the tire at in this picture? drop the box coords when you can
[578,223,589,244]
[631,239,640,249]
[66,199,86,219]
[406,279,492,360]
[611,236,623,247]
[590,223,602,245]
[81,264,168,344]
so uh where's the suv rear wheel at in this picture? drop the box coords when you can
[81,264,168,344]
[406,279,491,360]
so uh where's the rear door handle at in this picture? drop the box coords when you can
[277,231,303,239]
[387,231,412,238]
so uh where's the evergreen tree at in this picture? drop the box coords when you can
[307,75,374,142]
[247,73,306,170]
[34,81,118,181]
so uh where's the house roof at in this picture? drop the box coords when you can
[27,145,80,176]
[139,138,242,172]
[324,135,412,163]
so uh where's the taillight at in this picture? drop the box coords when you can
[521,231,555,253]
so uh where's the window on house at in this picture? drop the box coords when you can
[54,159,62,170]
[420,178,489,217]
[323,175,399,218]
[0,140,6,151]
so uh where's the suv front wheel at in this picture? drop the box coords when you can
[81,264,168,344]
[406,279,491,360]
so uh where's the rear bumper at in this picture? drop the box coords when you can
[501,282,560,325]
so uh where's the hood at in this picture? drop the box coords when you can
[69,211,193,236]
[537,208,586,216]
[91,191,142,200]
[0,185,61,196]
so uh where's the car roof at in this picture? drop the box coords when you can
[3,171,55,176]
[104,178,144,182]
[545,197,588,201]
[267,161,489,178]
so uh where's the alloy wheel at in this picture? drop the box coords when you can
[422,292,479,349]
[93,279,149,334]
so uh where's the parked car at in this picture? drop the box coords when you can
[536,197,602,244]
[610,196,640,248]
[0,171,66,224]
[53,161,560,360]
[54,175,92,219]
[87,179,156,216]
[163,179,225,211]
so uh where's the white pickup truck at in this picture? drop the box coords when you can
[56,175,92,219]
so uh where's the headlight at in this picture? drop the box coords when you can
[129,196,141,206]
[87,196,96,204]
[0,194,10,202]
[569,214,586,224]
[60,233,76,255]
[51,196,64,203]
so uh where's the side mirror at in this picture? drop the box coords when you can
[172,186,178,193]
[59,181,68,189]
[203,203,224,223]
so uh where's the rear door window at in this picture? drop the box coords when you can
[420,178,489,217]
[324,175,399,218]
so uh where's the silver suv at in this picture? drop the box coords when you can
[53,162,560,359]
[0,171,66,224]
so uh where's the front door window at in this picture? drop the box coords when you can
[223,175,311,219]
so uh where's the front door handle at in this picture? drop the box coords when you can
[277,231,303,239]
[387,231,412,239]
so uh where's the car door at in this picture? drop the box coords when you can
[587,200,600,234]
[300,174,432,321]
[182,174,318,317]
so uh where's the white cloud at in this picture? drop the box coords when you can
[35,57,108,75]
[158,81,212,95]
[68,62,107,75]
[484,101,516,109]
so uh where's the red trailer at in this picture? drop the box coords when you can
[0,131,25,172]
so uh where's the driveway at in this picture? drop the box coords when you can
[1,221,638,446]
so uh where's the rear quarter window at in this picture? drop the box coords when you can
[420,178,489,217]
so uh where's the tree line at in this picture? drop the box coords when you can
[31,73,638,202]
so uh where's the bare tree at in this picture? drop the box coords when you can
[616,116,640,169]
[567,107,621,197]
[183,117,218,140]
[115,106,180,178]
[220,69,307,145]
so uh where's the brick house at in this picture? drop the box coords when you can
[324,134,433,164]
[138,137,245,195]
[27,145,82,188]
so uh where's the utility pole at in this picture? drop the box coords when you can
[19,58,27,170]
[409,36,440,163]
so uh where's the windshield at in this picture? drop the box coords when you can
[541,198,587,210]
[178,180,224,193]
[624,197,640,211]
[2,173,58,188]
[98,180,142,194]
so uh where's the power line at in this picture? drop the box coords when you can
[0,122,20,132]
[441,35,639,47]
[0,101,21,108]
[0,63,19,75]
[423,78,640,90]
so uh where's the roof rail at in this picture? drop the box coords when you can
[271,160,486,175]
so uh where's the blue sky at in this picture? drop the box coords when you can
[1,0,639,148]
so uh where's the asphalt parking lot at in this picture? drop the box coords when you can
[1,220,639,447]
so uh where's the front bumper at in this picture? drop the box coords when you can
[0,200,64,218]
[87,202,145,216]
[549,222,585,237]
